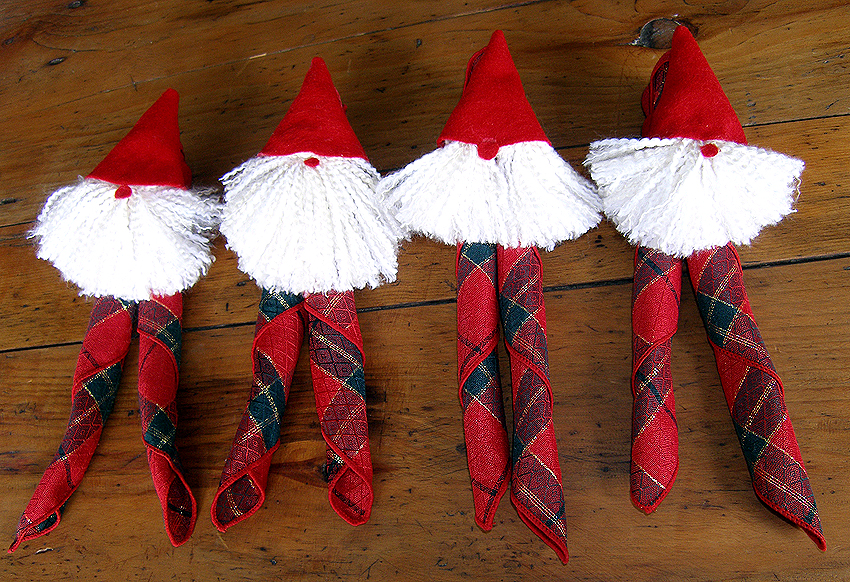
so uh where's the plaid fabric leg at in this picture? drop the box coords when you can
[456,242,510,530]
[630,246,683,513]
[137,294,196,546]
[211,289,305,532]
[10,297,136,553]
[304,290,373,526]
[497,245,568,564]
[688,243,825,550]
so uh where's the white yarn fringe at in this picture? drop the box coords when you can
[377,140,601,250]
[31,178,221,301]
[585,137,803,257]
[220,153,402,294]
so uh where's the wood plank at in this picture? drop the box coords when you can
[1,257,847,580]
[2,114,848,352]
[2,2,849,225]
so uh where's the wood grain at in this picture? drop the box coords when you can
[0,0,848,580]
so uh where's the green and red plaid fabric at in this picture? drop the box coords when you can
[456,242,510,530]
[305,290,373,526]
[497,245,568,564]
[10,297,136,552]
[688,243,825,550]
[212,289,304,532]
[137,294,196,546]
[630,247,682,512]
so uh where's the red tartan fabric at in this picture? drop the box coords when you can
[455,242,510,530]
[212,291,305,532]
[497,245,568,564]
[137,294,196,546]
[304,290,373,526]
[687,243,825,550]
[630,247,683,512]
[10,298,135,553]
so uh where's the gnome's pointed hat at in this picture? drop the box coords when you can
[259,57,368,160]
[88,88,193,190]
[438,30,549,159]
[641,26,747,144]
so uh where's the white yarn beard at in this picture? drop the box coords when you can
[585,137,803,257]
[220,153,401,294]
[377,140,601,250]
[31,178,221,300]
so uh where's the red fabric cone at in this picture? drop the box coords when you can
[137,294,197,546]
[304,291,373,525]
[438,30,549,159]
[629,247,683,512]
[641,26,746,144]
[497,245,568,564]
[88,88,192,189]
[212,290,305,532]
[259,57,368,160]
[10,298,136,553]
[456,242,511,530]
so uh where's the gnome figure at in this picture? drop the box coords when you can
[211,57,400,532]
[11,89,219,552]
[379,30,601,564]
[585,26,825,549]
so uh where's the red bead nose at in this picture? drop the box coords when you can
[114,185,132,199]
[476,139,499,161]
[700,143,719,158]
[304,157,320,167]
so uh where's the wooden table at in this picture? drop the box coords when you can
[1,1,848,580]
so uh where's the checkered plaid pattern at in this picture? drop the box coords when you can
[304,290,373,526]
[688,243,825,550]
[630,246,683,512]
[497,245,568,564]
[456,242,510,530]
[137,294,196,546]
[212,289,305,532]
[11,297,136,552]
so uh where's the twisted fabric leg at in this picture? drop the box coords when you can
[497,245,568,564]
[630,247,683,513]
[137,294,196,546]
[10,297,136,553]
[304,290,373,525]
[212,289,305,532]
[688,243,825,550]
[456,242,510,530]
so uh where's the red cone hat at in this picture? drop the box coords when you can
[438,30,550,160]
[88,88,192,189]
[260,57,368,160]
[641,26,747,144]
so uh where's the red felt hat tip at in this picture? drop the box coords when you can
[641,26,747,145]
[437,30,550,152]
[259,58,368,160]
[87,88,192,189]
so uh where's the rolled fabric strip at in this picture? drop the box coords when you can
[10,297,136,552]
[687,244,825,550]
[497,245,568,564]
[305,290,373,526]
[629,247,682,513]
[137,294,196,546]
[212,289,305,532]
[456,242,510,530]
